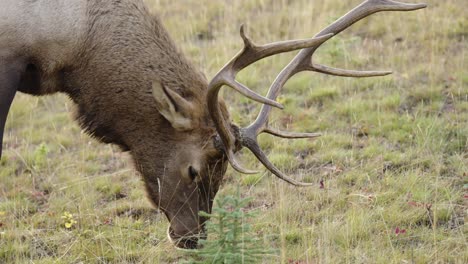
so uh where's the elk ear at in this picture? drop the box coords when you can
[152,82,195,131]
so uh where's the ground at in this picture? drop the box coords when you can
[0,0,466,263]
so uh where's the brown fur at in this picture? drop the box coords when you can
[1,0,231,249]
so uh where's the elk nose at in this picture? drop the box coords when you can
[175,237,199,249]
[167,227,200,249]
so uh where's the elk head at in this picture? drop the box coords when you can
[136,80,228,249]
[140,0,426,249]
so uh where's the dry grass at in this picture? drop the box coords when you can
[1,0,466,263]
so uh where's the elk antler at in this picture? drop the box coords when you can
[208,0,427,186]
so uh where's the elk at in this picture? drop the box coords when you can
[0,0,426,249]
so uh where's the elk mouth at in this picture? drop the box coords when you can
[167,227,205,249]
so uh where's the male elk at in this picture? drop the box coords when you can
[0,0,425,248]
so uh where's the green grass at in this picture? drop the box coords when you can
[1,0,467,263]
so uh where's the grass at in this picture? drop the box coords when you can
[1,0,466,263]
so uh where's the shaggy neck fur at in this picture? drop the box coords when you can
[65,1,212,152]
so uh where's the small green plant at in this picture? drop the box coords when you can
[32,142,49,169]
[186,190,275,263]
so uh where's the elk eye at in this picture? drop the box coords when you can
[188,166,199,181]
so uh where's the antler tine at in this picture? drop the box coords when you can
[240,0,426,183]
[306,64,392,78]
[241,136,315,186]
[264,128,322,139]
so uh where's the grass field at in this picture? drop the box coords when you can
[1,0,466,263]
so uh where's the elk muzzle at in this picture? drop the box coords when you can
[167,223,208,249]
[165,194,211,249]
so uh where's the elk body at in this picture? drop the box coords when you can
[0,0,425,249]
